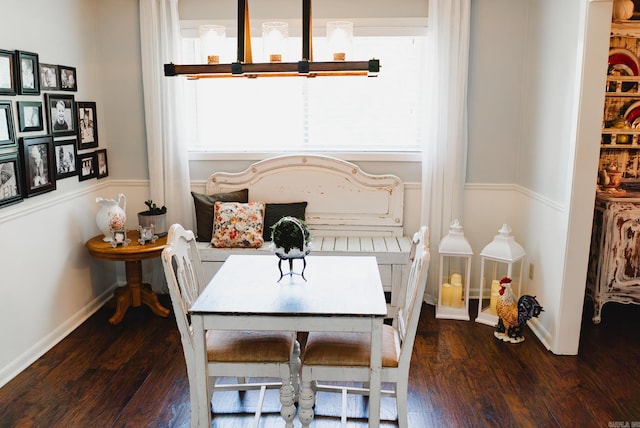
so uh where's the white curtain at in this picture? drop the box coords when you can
[139,0,192,291]
[421,0,471,303]
[139,0,192,230]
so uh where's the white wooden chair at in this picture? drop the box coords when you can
[161,224,299,428]
[298,226,430,428]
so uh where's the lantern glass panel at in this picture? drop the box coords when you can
[479,258,523,316]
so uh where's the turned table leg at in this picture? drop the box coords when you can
[108,260,170,325]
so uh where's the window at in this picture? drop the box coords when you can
[182,32,428,153]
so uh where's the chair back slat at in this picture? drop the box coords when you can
[161,224,207,366]
[396,226,430,367]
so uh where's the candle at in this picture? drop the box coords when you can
[489,279,500,315]
[450,273,463,308]
[441,283,452,307]
[451,281,463,308]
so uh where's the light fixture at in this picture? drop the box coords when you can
[475,224,526,326]
[436,219,473,321]
[164,0,380,78]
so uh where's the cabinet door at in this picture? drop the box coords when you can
[607,202,640,294]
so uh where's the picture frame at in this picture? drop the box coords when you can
[0,152,23,208]
[18,135,56,197]
[77,151,96,181]
[59,65,77,91]
[16,50,39,95]
[45,93,76,137]
[0,49,16,96]
[54,139,78,180]
[17,101,43,132]
[76,101,98,149]
[95,148,108,179]
[39,63,59,90]
[0,101,16,148]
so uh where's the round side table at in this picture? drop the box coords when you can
[86,230,171,325]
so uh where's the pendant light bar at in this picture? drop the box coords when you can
[164,0,380,79]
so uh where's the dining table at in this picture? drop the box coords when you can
[189,254,387,427]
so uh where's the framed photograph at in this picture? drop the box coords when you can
[0,101,16,148]
[39,63,59,90]
[45,93,76,137]
[59,65,77,91]
[96,148,108,179]
[54,139,78,180]
[0,49,16,96]
[18,135,56,197]
[17,101,43,132]
[77,151,96,181]
[0,152,23,208]
[76,101,98,149]
[16,50,39,95]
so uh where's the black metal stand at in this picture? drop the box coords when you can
[277,255,307,282]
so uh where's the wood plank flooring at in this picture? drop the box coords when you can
[1,295,639,427]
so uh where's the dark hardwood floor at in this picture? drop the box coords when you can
[1,295,639,428]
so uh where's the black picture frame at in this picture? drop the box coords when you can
[0,152,23,208]
[18,135,56,197]
[96,148,108,179]
[39,63,59,90]
[77,151,96,181]
[54,139,78,180]
[76,101,98,149]
[17,101,43,132]
[0,101,16,148]
[59,65,77,91]
[16,50,39,95]
[0,49,16,96]
[45,93,76,137]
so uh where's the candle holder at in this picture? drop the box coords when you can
[262,22,288,63]
[475,224,526,326]
[436,219,473,320]
[199,25,226,64]
[327,21,353,61]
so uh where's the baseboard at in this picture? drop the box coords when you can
[0,284,117,389]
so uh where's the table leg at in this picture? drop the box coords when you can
[191,315,211,428]
[368,318,383,428]
[108,260,170,325]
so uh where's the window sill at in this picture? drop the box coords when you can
[188,151,421,163]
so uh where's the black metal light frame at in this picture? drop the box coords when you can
[164,0,380,79]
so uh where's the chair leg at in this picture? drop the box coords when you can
[396,379,408,428]
[290,339,301,401]
[279,375,296,428]
[299,379,315,428]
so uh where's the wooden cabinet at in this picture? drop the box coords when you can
[587,194,640,323]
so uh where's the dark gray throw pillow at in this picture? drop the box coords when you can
[263,202,308,241]
[191,189,249,242]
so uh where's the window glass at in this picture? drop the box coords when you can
[181,34,427,153]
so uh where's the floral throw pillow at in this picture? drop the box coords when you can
[211,201,265,248]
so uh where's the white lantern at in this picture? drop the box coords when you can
[436,219,473,320]
[475,224,526,326]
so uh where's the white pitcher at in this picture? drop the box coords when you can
[96,193,127,241]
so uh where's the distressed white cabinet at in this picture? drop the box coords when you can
[587,194,640,323]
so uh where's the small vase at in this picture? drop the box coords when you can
[96,193,127,242]
[137,212,168,237]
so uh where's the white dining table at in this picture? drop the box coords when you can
[189,254,387,427]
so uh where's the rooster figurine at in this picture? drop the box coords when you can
[494,276,543,344]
